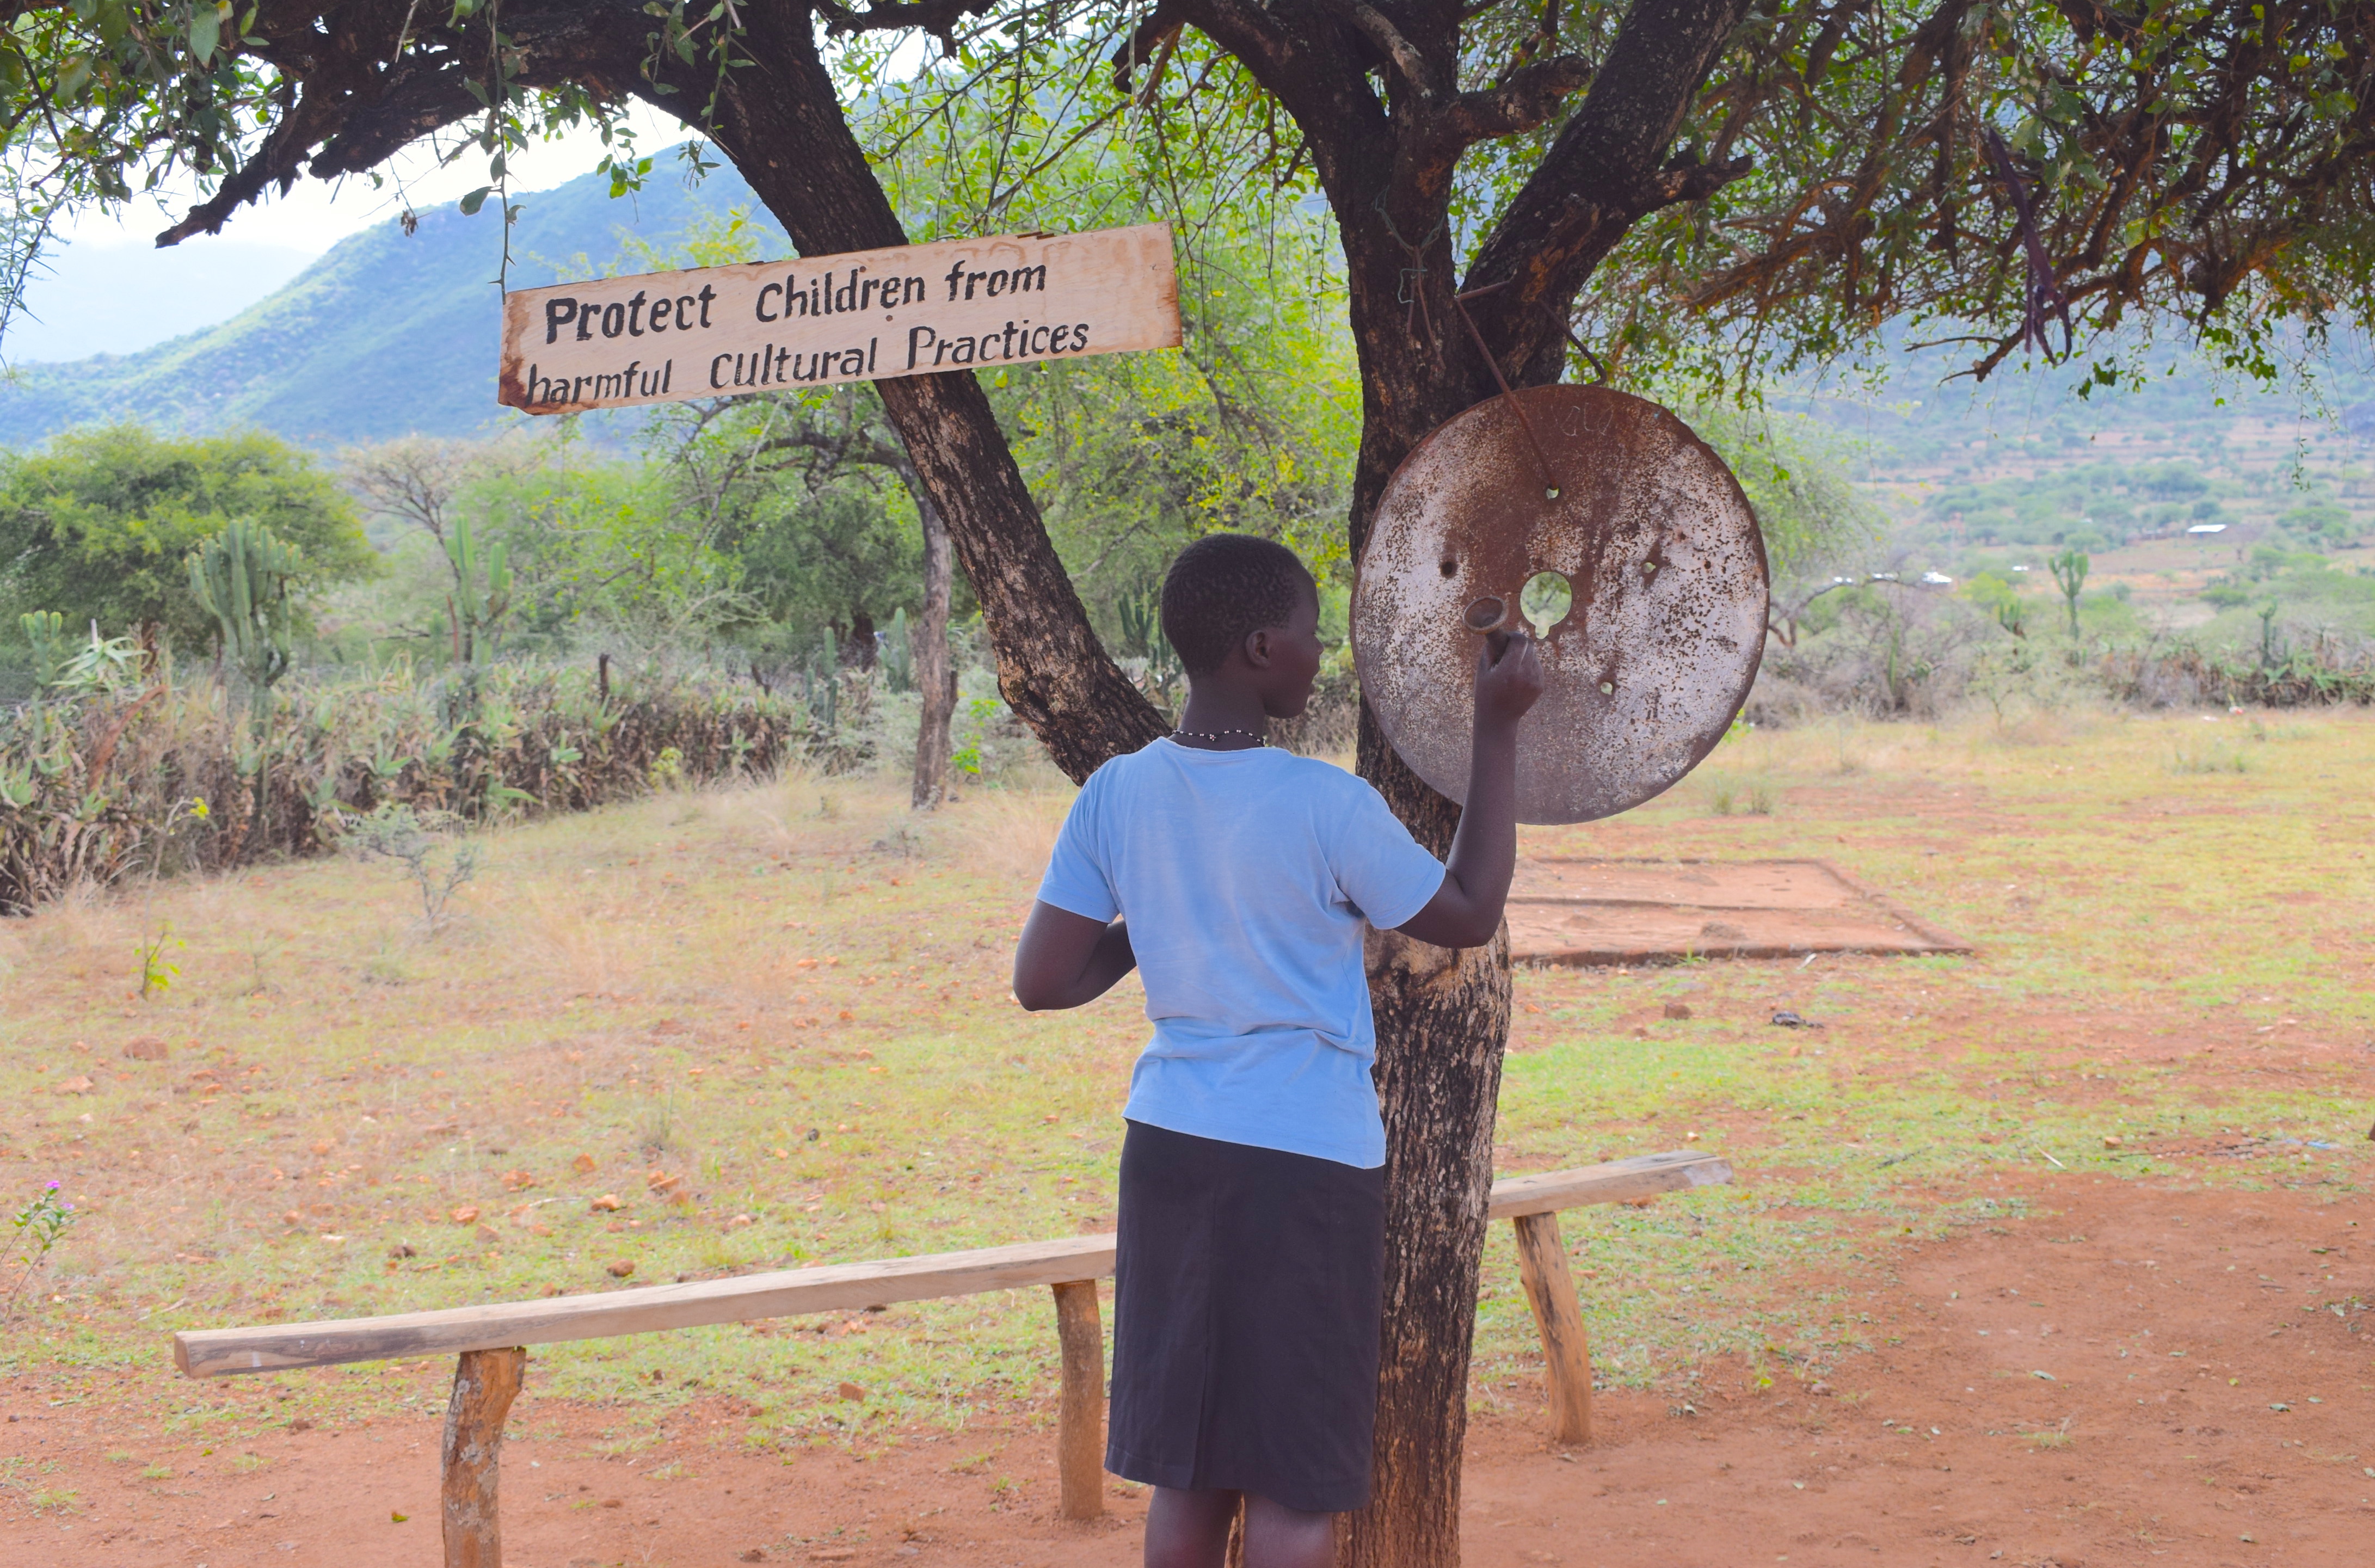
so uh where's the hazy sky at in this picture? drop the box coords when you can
[13,106,692,364]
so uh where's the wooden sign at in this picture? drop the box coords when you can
[497,222,1180,414]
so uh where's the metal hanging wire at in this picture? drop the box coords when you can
[1451,279,1560,500]
[1373,191,1444,347]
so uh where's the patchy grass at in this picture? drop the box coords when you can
[1,709,2371,1456]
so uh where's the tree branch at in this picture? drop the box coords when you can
[1168,0,1394,205]
[815,0,999,46]
[1109,7,1186,93]
[1458,0,1756,379]
[1316,0,1439,100]
[1438,53,1592,146]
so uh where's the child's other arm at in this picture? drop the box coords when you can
[1393,629,1545,949]
[1012,903,1138,1010]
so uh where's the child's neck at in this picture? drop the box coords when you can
[1173,682,1269,751]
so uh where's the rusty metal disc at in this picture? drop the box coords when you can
[1352,384,1768,824]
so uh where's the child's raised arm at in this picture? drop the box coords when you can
[1392,629,1546,949]
[1013,903,1138,1010]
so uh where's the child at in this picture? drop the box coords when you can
[1012,533,1543,1568]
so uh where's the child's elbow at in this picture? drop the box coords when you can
[1451,915,1502,949]
[1009,967,1072,1012]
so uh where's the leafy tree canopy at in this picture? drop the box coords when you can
[0,423,374,650]
[4,2,2362,396]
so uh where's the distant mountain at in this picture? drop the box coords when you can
[0,155,782,449]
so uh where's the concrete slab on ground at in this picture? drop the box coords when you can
[1508,858,1971,966]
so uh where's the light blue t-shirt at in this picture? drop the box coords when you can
[1034,739,1447,1168]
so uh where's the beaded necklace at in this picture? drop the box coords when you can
[1171,727,1267,746]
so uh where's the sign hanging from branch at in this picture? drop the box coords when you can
[497,222,1180,415]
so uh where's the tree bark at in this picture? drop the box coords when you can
[909,488,956,808]
[1350,913,1510,1566]
[647,7,1168,784]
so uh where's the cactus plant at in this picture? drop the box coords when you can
[1117,590,1181,706]
[444,513,513,666]
[188,519,301,831]
[19,612,69,693]
[2048,548,2089,639]
[878,608,915,693]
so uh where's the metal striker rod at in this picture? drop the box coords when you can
[1452,281,1560,500]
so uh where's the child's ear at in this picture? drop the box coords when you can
[1241,625,1275,668]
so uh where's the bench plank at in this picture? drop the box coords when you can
[175,1152,1736,1377]
[175,1233,1116,1377]
[1486,1151,1732,1219]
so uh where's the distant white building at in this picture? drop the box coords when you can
[2186,522,2229,536]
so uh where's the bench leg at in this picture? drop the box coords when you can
[442,1345,527,1568]
[1051,1280,1105,1520]
[1511,1212,1591,1446]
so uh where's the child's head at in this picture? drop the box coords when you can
[1160,534,1322,716]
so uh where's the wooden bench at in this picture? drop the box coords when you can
[174,1149,1730,1566]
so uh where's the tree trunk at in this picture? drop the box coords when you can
[669,10,1167,784]
[1345,712,1509,1568]
[909,489,955,809]
[1332,167,1519,1568]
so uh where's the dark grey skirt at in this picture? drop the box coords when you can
[1105,1119,1386,1514]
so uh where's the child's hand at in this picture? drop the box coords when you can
[1474,628,1545,729]
[1397,628,1546,948]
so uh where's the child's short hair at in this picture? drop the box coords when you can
[1160,534,1314,675]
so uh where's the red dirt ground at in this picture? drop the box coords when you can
[5,1172,2366,1567]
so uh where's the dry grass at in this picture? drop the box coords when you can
[1,708,2370,1455]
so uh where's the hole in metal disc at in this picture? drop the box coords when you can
[1463,595,1507,633]
[1518,570,1572,637]
[1438,558,1459,579]
[1545,487,1561,501]
[1598,680,1614,694]
[1642,559,1659,575]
